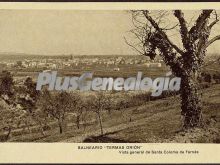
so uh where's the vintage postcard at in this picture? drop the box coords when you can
[0,2,220,164]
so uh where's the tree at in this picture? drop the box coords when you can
[24,77,40,101]
[15,77,44,135]
[38,91,79,134]
[88,92,111,135]
[17,77,40,113]
[74,97,87,129]
[0,71,18,141]
[0,70,14,98]
[126,10,220,128]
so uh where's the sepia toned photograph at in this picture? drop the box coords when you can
[0,9,220,144]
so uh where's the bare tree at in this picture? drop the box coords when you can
[127,10,220,128]
[88,92,112,135]
[72,95,86,130]
[38,91,77,134]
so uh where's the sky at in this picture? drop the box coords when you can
[0,10,219,56]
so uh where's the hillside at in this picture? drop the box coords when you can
[4,84,219,143]
[64,84,220,143]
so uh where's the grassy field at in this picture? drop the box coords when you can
[10,64,169,82]
[5,83,220,143]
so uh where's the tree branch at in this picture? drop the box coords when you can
[174,10,189,49]
[209,19,219,28]
[161,23,179,31]
[206,35,220,47]
[124,37,144,55]
[189,10,213,41]
[142,10,184,55]
[209,10,219,29]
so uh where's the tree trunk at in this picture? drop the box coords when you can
[97,113,103,135]
[107,109,111,115]
[25,121,31,133]
[6,126,11,141]
[58,119,63,134]
[180,72,203,128]
[39,121,45,136]
[76,115,80,129]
